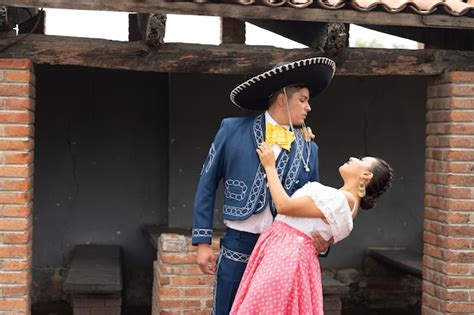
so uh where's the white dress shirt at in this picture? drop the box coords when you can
[224,111,290,234]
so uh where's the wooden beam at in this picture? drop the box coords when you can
[1,0,473,30]
[0,34,473,75]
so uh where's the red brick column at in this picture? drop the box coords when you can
[423,71,474,314]
[0,59,35,315]
[154,234,217,315]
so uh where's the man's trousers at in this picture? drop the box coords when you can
[212,228,260,315]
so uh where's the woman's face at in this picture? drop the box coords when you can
[286,87,311,126]
[339,156,376,181]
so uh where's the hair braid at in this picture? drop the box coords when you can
[360,158,394,210]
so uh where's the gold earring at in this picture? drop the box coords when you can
[358,180,366,198]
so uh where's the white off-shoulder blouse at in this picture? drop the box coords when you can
[275,182,355,244]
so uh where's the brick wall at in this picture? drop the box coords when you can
[0,59,35,315]
[154,234,217,315]
[423,71,474,314]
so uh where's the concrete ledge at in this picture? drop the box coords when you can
[65,245,123,315]
[65,245,122,293]
[366,247,422,279]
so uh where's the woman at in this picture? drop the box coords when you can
[230,142,394,315]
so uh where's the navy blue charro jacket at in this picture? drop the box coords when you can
[192,114,320,245]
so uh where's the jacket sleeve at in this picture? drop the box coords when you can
[191,119,227,245]
[309,141,320,183]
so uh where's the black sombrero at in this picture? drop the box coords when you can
[230,57,336,110]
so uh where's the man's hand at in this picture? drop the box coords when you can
[310,231,333,254]
[301,126,315,142]
[197,244,217,275]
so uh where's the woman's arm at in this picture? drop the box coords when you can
[257,142,324,218]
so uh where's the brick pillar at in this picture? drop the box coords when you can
[0,59,35,315]
[154,234,218,315]
[423,71,474,314]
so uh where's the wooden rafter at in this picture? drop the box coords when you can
[1,0,473,30]
[0,34,473,75]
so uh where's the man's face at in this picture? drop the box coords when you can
[287,87,311,126]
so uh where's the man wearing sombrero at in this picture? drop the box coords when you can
[192,57,336,314]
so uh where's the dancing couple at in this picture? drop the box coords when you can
[192,57,394,315]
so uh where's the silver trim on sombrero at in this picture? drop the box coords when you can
[230,57,336,106]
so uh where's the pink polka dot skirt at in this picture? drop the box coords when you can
[230,221,324,315]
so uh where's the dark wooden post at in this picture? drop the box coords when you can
[18,10,45,34]
[221,17,245,44]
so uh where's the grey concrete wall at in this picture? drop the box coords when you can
[168,73,250,230]
[33,65,169,304]
[169,74,426,268]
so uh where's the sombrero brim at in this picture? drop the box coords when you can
[230,57,336,110]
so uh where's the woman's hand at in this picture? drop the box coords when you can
[256,142,275,170]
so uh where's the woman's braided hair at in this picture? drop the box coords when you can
[360,158,394,210]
